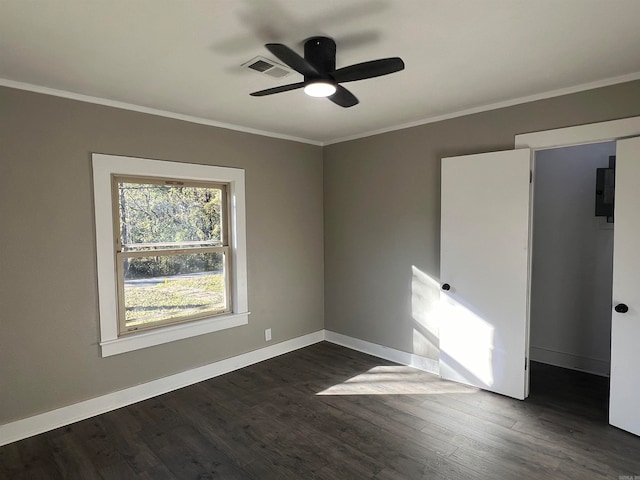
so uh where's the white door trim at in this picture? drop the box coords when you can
[515,116,640,150]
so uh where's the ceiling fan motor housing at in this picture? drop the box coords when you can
[304,36,336,82]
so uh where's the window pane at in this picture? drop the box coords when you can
[117,180,223,250]
[122,251,227,329]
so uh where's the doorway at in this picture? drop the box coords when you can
[530,141,615,377]
[518,120,640,436]
[528,142,615,416]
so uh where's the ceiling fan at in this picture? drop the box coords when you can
[250,36,405,108]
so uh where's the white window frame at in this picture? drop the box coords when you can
[92,154,249,357]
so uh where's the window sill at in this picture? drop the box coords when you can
[100,312,250,357]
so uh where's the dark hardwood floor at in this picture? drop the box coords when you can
[2,342,639,479]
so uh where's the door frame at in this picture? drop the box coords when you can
[514,116,640,397]
[515,117,640,150]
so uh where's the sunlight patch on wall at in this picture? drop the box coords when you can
[316,365,479,396]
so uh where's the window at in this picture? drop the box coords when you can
[93,154,248,357]
[114,176,231,334]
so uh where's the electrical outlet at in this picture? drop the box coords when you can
[265,328,272,341]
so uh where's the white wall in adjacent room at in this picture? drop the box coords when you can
[530,141,616,376]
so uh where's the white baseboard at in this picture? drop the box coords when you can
[1,329,441,447]
[324,330,440,375]
[0,330,325,447]
[529,345,610,377]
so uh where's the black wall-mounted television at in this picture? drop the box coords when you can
[595,155,615,223]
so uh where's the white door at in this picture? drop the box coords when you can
[440,149,531,400]
[610,136,640,436]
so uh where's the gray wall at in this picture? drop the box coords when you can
[3,79,640,425]
[323,80,640,363]
[0,87,324,424]
[530,142,615,376]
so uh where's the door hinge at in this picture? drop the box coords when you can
[529,171,532,183]
[525,357,528,370]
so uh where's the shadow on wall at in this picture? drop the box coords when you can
[411,265,497,390]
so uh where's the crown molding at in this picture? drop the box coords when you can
[0,78,323,146]
[3,71,640,148]
[323,71,640,146]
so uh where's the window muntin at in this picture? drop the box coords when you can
[113,176,231,334]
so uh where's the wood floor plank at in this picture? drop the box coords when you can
[0,434,64,480]
[94,408,165,475]
[2,342,640,479]
[65,419,140,480]
[48,430,103,480]
[139,423,252,479]
[134,464,178,480]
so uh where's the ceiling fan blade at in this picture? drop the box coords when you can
[250,82,305,96]
[328,85,359,108]
[265,43,319,77]
[332,57,405,83]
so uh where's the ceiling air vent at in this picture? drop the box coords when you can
[242,56,293,78]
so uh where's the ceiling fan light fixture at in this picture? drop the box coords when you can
[304,81,337,97]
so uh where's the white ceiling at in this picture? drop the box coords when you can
[2,0,640,145]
